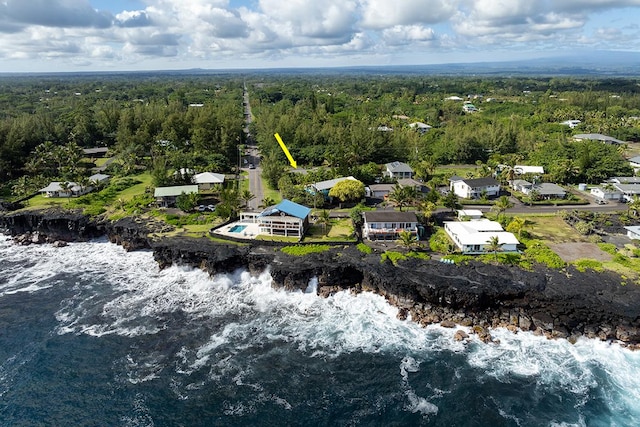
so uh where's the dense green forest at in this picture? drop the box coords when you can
[250,75,640,188]
[2,73,640,201]
[0,74,244,197]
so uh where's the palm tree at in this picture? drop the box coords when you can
[397,230,417,250]
[486,235,502,261]
[316,210,331,235]
[492,195,513,220]
[388,184,413,211]
[259,197,276,209]
[506,216,526,239]
[628,195,640,218]
[419,200,437,226]
[240,189,255,208]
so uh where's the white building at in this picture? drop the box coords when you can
[362,211,418,241]
[384,161,414,180]
[444,220,519,254]
[590,186,623,201]
[625,226,640,240]
[457,209,484,220]
[450,177,500,199]
[193,172,225,190]
[39,182,86,198]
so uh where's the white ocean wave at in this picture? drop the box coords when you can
[3,239,640,424]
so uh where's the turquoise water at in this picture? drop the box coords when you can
[229,225,247,233]
[1,238,640,426]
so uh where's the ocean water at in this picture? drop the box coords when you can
[1,237,640,427]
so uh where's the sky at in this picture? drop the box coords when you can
[0,0,640,72]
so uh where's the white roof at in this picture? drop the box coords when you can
[446,221,519,245]
[311,176,358,192]
[514,165,544,174]
[445,96,463,101]
[625,226,640,235]
[409,122,432,130]
[40,182,81,192]
[194,172,225,184]
[154,185,199,197]
[89,173,110,183]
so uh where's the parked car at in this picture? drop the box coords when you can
[249,163,255,169]
[595,199,607,205]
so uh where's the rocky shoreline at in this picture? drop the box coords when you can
[2,208,640,348]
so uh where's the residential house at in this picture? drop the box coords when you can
[366,184,395,199]
[450,177,500,199]
[307,176,359,199]
[397,178,429,194]
[445,96,463,101]
[89,173,110,186]
[610,177,640,184]
[511,180,566,199]
[625,226,640,240]
[513,165,544,175]
[154,185,199,208]
[193,172,225,190]
[384,161,414,180]
[573,133,625,145]
[408,122,432,134]
[444,220,519,254]
[39,182,86,198]
[257,199,311,238]
[629,156,640,173]
[611,183,640,202]
[560,120,581,128]
[82,147,109,157]
[362,211,418,241]
[590,185,623,202]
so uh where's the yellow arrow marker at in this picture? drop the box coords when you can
[274,133,297,168]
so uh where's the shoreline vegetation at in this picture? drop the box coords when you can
[1,207,640,350]
[2,73,640,348]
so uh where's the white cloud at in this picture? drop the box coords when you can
[382,25,437,46]
[360,0,456,29]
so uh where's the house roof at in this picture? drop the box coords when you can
[368,184,395,192]
[625,226,640,235]
[512,179,532,187]
[573,133,624,144]
[514,165,544,174]
[611,177,640,184]
[409,122,432,130]
[398,178,426,189]
[386,161,413,173]
[445,221,519,245]
[259,199,311,219]
[445,96,463,101]
[363,211,418,223]
[154,185,199,197]
[194,172,225,184]
[629,156,640,164]
[460,177,500,187]
[311,176,358,192]
[613,183,640,194]
[82,147,108,155]
[89,173,110,183]
[532,183,566,195]
[40,182,81,192]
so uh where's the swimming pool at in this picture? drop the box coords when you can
[229,225,247,233]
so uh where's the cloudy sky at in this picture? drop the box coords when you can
[0,0,639,72]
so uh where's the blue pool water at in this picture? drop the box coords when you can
[229,225,247,233]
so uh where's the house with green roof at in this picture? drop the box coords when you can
[154,185,199,208]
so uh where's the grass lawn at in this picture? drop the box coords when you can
[92,157,110,167]
[117,172,153,200]
[521,214,584,244]
[254,234,299,243]
[434,164,479,180]
[260,177,281,202]
[21,194,71,210]
[305,218,355,242]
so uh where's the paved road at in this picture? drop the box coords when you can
[242,83,263,210]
